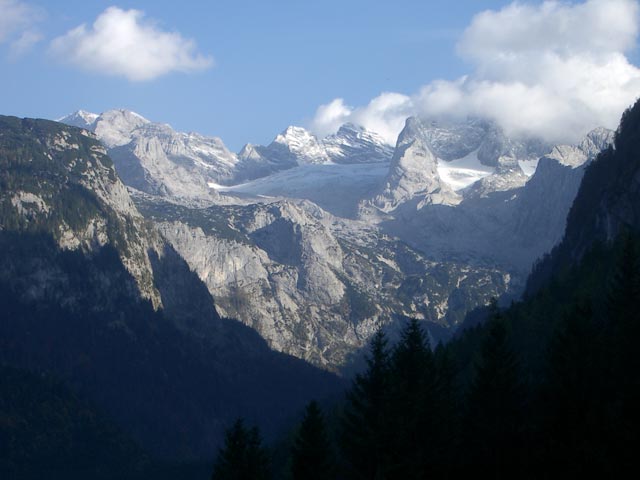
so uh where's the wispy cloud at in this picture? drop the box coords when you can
[49,6,213,82]
[9,30,42,58]
[311,0,640,145]
[0,0,43,57]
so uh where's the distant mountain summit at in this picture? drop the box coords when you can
[56,109,99,129]
[55,107,614,370]
[360,116,551,215]
[233,123,393,184]
[59,110,394,199]
[323,123,394,164]
[59,109,235,200]
[369,117,461,213]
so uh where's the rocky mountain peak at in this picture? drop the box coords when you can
[580,127,615,158]
[60,109,240,198]
[93,109,150,148]
[272,126,328,164]
[395,116,427,147]
[58,109,100,129]
[420,117,487,161]
[367,117,460,213]
[323,122,393,164]
[541,127,614,169]
[336,122,365,135]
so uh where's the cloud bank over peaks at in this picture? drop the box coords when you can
[311,0,640,145]
[50,7,213,82]
[311,95,412,145]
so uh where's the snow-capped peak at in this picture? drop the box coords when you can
[57,110,99,129]
[263,122,395,166]
[275,126,316,146]
[271,126,329,164]
[323,122,394,164]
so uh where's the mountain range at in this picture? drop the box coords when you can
[0,116,341,461]
[0,94,631,474]
[56,108,613,371]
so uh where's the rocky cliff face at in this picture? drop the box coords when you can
[367,117,461,213]
[511,128,615,253]
[380,127,612,277]
[361,117,551,216]
[56,108,614,372]
[85,110,234,201]
[135,194,509,370]
[0,115,343,458]
[0,115,163,307]
[528,101,640,292]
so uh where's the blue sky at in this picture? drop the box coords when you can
[1,0,640,149]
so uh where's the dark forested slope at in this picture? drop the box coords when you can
[0,116,343,463]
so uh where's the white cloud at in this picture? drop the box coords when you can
[49,7,213,82]
[311,99,352,138]
[9,30,42,58]
[311,0,640,145]
[0,0,42,56]
[311,94,412,144]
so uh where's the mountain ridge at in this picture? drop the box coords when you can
[54,108,614,371]
[0,115,343,458]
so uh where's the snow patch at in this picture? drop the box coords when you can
[212,162,390,218]
[437,150,494,190]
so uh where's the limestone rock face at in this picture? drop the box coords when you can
[0,115,164,307]
[0,115,345,459]
[368,118,461,213]
[380,128,612,277]
[56,108,615,373]
[134,194,510,370]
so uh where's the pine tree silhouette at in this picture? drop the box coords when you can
[605,233,640,471]
[462,311,523,478]
[211,419,271,480]
[341,329,392,479]
[291,401,335,480]
[540,302,609,476]
[387,318,435,479]
[431,342,459,477]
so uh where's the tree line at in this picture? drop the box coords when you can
[211,234,640,479]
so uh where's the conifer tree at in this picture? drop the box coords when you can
[341,329,391,479]
[291,401,334,480]
[211,419,271,480]
[462,313,523,478]
[605,233,640,470]
[606,232,640,334]
[540,302,608,476]
[387,318,435,479]
[431,343,459,476]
